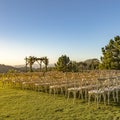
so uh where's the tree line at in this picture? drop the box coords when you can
[55,55,99,72]
[55,36,120,72]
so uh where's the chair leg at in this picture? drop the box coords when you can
[113,91,116,102]
[67,91,70,100]
[88,93,92,105]
[103,94,106,105]
[116,89,119,102]
[73,91,76,104]
[107,92,109,105]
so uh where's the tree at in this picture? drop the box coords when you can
[55,55,71,72]
[67,61,79,72]
[84,58,100,70]
[99,36,120,69]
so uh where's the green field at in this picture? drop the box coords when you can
[0,82,120,120]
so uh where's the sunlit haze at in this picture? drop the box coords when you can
[0,0,120,66]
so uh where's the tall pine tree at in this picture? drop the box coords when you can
[99,36,120,69]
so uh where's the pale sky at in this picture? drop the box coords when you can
[0,0,120,65]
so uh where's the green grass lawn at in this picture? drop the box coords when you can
[0,84,120,120]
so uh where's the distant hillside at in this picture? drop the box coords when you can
[0,64,18,73]
[0,63,55,73]
[14,63,55,68]
[14,64,39,68]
